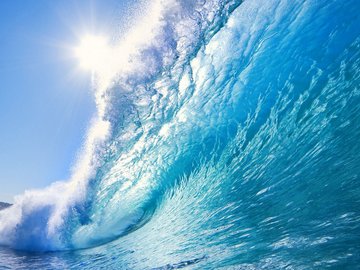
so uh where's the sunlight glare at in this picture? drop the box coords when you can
[74,35,111,72]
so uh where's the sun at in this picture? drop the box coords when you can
[74,35,111,72]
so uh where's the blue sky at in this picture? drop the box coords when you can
[0,0,139,202]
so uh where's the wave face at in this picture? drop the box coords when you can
[1,0,360,268]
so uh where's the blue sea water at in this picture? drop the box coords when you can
[1,0,360,269]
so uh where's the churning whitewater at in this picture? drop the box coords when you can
[1,0,360,269]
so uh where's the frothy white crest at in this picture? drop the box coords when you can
[47,118,111,237]
[94,0,165,118]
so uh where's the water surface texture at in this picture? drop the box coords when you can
[1,0,360,269]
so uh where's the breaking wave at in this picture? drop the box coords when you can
[0,0,360,268]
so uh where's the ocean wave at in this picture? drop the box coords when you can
[0,1,359,269]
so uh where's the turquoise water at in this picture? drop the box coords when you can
[1,0,360,269]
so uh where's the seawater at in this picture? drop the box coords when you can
[1,0,360,269]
